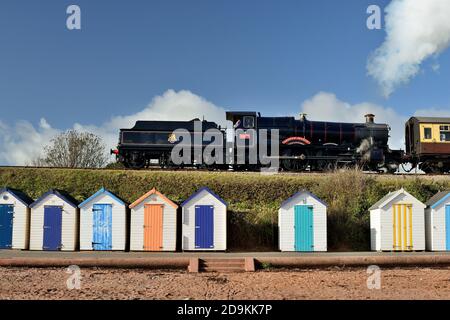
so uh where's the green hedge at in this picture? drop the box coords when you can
[1,168,449,251]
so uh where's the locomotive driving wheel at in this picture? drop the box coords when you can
[127,152,146,170]
[313,150,335,172]
[282,149,309,172]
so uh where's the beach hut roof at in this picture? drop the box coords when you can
[78,187,127,208]
[369,188,425,210]
[0,187,34,207]
[426,191,450,209]
[181,187,227,207]
[129,188,178,209]
[30,189,78,209]
[280,190,327,207]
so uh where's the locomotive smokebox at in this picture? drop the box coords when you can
[365,114,375,124]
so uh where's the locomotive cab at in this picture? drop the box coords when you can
[226,111,258,130]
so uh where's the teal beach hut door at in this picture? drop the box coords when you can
[92,204,112,250]
[294,205,314,252]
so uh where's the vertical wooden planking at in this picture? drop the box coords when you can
[402,204,408,251]
[409,205,413,250]
[195,205,214,249]
[144,204,163,251]
[294,205,314,252]
[397,205,403,250]
[43,206,62,251]
[446,205,450,251]
[0,205,13,249]
[392,205,396,250]
[92,204,113,250]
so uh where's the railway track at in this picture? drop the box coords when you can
[0,165,448,176]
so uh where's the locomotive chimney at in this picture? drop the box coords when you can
[365,114,375,124]
[299,113,307,121]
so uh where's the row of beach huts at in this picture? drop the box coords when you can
[0,186,449,252]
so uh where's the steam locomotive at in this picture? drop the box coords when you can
[112,112,450,173]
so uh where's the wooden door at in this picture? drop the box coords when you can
[392,204,413,251]
[294,205,314,252]
[144,204,163,251]
[43,206,62,251]
[0,204,13,249]
[92,204,112,250]
[195,205,214,249]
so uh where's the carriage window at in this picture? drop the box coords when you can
[423,127,432,140]
[440,125,450,141]
[243,116,255,129]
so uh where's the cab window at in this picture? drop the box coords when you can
[243,116,255,129]
[440,125,450,142]
[424,127,432,140]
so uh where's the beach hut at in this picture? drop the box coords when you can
[29,190,79,251]
[79,188,128,251]
[278,191,327,252]
[181,187,227,251]
[370,188,426,251]
[129,188,178,251]
[425,191,450,251]
[0,188,33,250]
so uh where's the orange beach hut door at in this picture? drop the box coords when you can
[144,204,163,251]
[392,204,413,251]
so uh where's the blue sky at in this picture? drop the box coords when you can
[0,0,449,164]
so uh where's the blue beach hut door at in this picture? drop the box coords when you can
[92,204,112,250]
[195,205,214,249]
[0,204,13,249]
[294,205,314,252]
[43,206,63,251]
[446,205,450,251]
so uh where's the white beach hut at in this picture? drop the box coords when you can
[79,188,128,251]
[370,188,426,251]
[181,187,227,251]
[0,188,33,250]
[129,188,178,251]
[425,191,450,251]
[278,191,327,252]
[29,190,79,251]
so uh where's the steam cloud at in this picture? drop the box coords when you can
[367,0,450,97]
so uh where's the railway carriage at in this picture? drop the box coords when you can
[405,117,450,173]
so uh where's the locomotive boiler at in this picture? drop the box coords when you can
[226,112,402,172]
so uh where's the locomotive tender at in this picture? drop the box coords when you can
[113,112,450,173]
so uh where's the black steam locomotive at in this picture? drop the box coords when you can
[113,111,406,172]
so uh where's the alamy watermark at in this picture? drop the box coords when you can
[66,265,82,290]
[169,122,280,172]
[366,265,381,290]
[66,5,81,30]
[367,5,382,30]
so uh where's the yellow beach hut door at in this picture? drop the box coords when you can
[392,204,413,251]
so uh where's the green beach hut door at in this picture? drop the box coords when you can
[294,205,314,252]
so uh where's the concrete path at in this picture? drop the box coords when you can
[2,250,450,258]
[1,250,450,269]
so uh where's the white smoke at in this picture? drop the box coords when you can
[367,0,450,97]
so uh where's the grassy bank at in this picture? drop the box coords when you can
[1,167,449,251]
